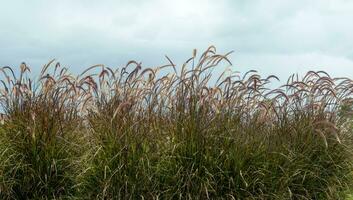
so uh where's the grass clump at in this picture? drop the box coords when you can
[1,47,353,199]
[75,47,353,199]
[0,63,84,199]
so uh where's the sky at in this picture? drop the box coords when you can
[1,0,353,81]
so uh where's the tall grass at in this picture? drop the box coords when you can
[0,63,85,199]
[1,47,353,199]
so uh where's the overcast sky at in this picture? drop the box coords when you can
[1,0,353,80]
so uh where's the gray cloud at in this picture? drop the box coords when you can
[1,0,353,80]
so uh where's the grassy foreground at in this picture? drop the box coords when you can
[1,47,353,199]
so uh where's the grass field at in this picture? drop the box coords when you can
[1,46,353,199]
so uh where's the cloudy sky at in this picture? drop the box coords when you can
[1,0,353,80]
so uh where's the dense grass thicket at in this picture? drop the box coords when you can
[1,46,353,199]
